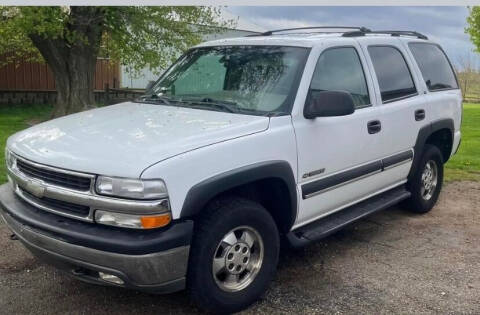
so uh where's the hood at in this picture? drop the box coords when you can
[8,102,270,178]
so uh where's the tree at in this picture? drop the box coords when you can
[0,6,226,117]
[456,53,479,99]
[465,7,480,100]
[467,7,480,53]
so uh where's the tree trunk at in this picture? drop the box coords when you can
[50,47,98,117]
[29,7,104,118]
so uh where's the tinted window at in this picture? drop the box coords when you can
[368,46,417,102]
[310,47,370,108]
[409,43,458,91]
[151,46,309,115]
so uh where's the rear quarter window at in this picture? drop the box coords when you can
[408,43,459,91]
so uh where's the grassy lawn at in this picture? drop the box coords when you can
[444,103,480,182]
[0,103,478,184]
[0,104,52,183]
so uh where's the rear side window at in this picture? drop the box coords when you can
[310,47,370,108]
[368,46,417,103]
[408,43,458,91]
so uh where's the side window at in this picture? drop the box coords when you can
[368,46,417,103]
[310,47,370,108]
[408,43,459,91]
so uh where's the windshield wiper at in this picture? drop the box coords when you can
[137,94,172,105]
[181,97,239,113]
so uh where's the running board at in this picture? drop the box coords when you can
[287,186,411,248]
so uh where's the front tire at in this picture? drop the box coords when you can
[187,197,279,314]
[406,144,444,213]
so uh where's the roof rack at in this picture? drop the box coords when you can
[245,26,428,40]
[248,26,372,37]
[343,29,428,40]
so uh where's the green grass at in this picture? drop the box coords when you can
[0,104,52,183]
[0,103,478,184]
[444,103,480,182]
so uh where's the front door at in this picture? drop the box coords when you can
[292,43,389,227]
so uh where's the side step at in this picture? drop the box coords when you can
[287,185,411,248]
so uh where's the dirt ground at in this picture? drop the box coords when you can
[0,181,479,314]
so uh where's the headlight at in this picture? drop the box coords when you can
[95,176,167,199]
[5,148,16,169]
[95,210,171,229]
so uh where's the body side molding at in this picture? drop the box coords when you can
[302,161,383,199]
[301,149,413,200]
[180,161,297,227]
[383,150,413,169]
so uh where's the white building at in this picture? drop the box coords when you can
[120,10,266,89]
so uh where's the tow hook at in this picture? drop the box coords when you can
[10,233,18,240]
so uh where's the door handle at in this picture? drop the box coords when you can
[367,120,381,134]
[415,109,425,121]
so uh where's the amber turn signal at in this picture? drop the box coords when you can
[141,213,171,229]
[95,210,171,229]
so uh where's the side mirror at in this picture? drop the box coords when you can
[304,90,355,119]
[145,80,155,92]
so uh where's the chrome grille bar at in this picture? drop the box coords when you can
[17,159,92,191]
[15,185,94,222]
[15,155,94,192]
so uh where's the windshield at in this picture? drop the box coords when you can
[143,45,310,116]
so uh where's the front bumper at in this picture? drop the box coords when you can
[0,183,193,293]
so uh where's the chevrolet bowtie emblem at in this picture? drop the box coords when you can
[25,180,46,198]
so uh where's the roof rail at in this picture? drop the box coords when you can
[248,26,372,37]
[343,29,428,40]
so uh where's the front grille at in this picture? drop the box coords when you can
[17,159,92,191]
[19,187,90,217]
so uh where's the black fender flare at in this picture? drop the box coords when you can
[408,118,454,181]
[180,160,298,226]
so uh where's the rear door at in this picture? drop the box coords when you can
[358,37,429,183]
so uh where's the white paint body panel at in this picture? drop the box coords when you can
[8,102,270,178]
[141,116,298,218]
[6,33,463,225]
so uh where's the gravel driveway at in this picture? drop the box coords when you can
[1,181,479,314]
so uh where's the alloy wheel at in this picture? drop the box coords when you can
[420,160,438,201]
[212,226,264,292]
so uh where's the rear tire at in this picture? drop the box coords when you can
[187,197,279,314]
[405,144,444,213]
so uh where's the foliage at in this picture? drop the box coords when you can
[0,6,230,74]
[466,7,480,54]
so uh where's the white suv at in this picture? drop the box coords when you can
[1,27,462,313]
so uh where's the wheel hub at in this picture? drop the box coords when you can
[212,226,264,292]
[420,160,438,200]
[225,242,250,274]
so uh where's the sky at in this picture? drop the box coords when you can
[228,6,478,69]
